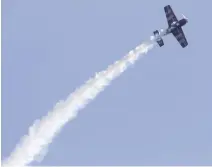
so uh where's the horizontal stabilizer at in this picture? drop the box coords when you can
[153,30,164,47]
[157,39,164,47]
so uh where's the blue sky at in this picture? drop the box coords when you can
[2,0,212,165]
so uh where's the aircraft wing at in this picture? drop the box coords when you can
[172,27,188,48]
[164,5,178,27]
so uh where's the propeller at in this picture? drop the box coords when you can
[182,14,188,21]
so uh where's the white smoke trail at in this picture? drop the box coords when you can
[2,39,155,167]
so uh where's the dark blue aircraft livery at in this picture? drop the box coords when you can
[153,5,188,48]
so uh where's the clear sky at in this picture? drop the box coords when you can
[2,0,212,166]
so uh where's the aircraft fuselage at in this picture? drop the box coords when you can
[166,18,188,34]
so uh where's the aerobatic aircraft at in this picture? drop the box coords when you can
[153,5,188,48]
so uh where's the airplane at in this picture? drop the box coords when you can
[153,5,188,48]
